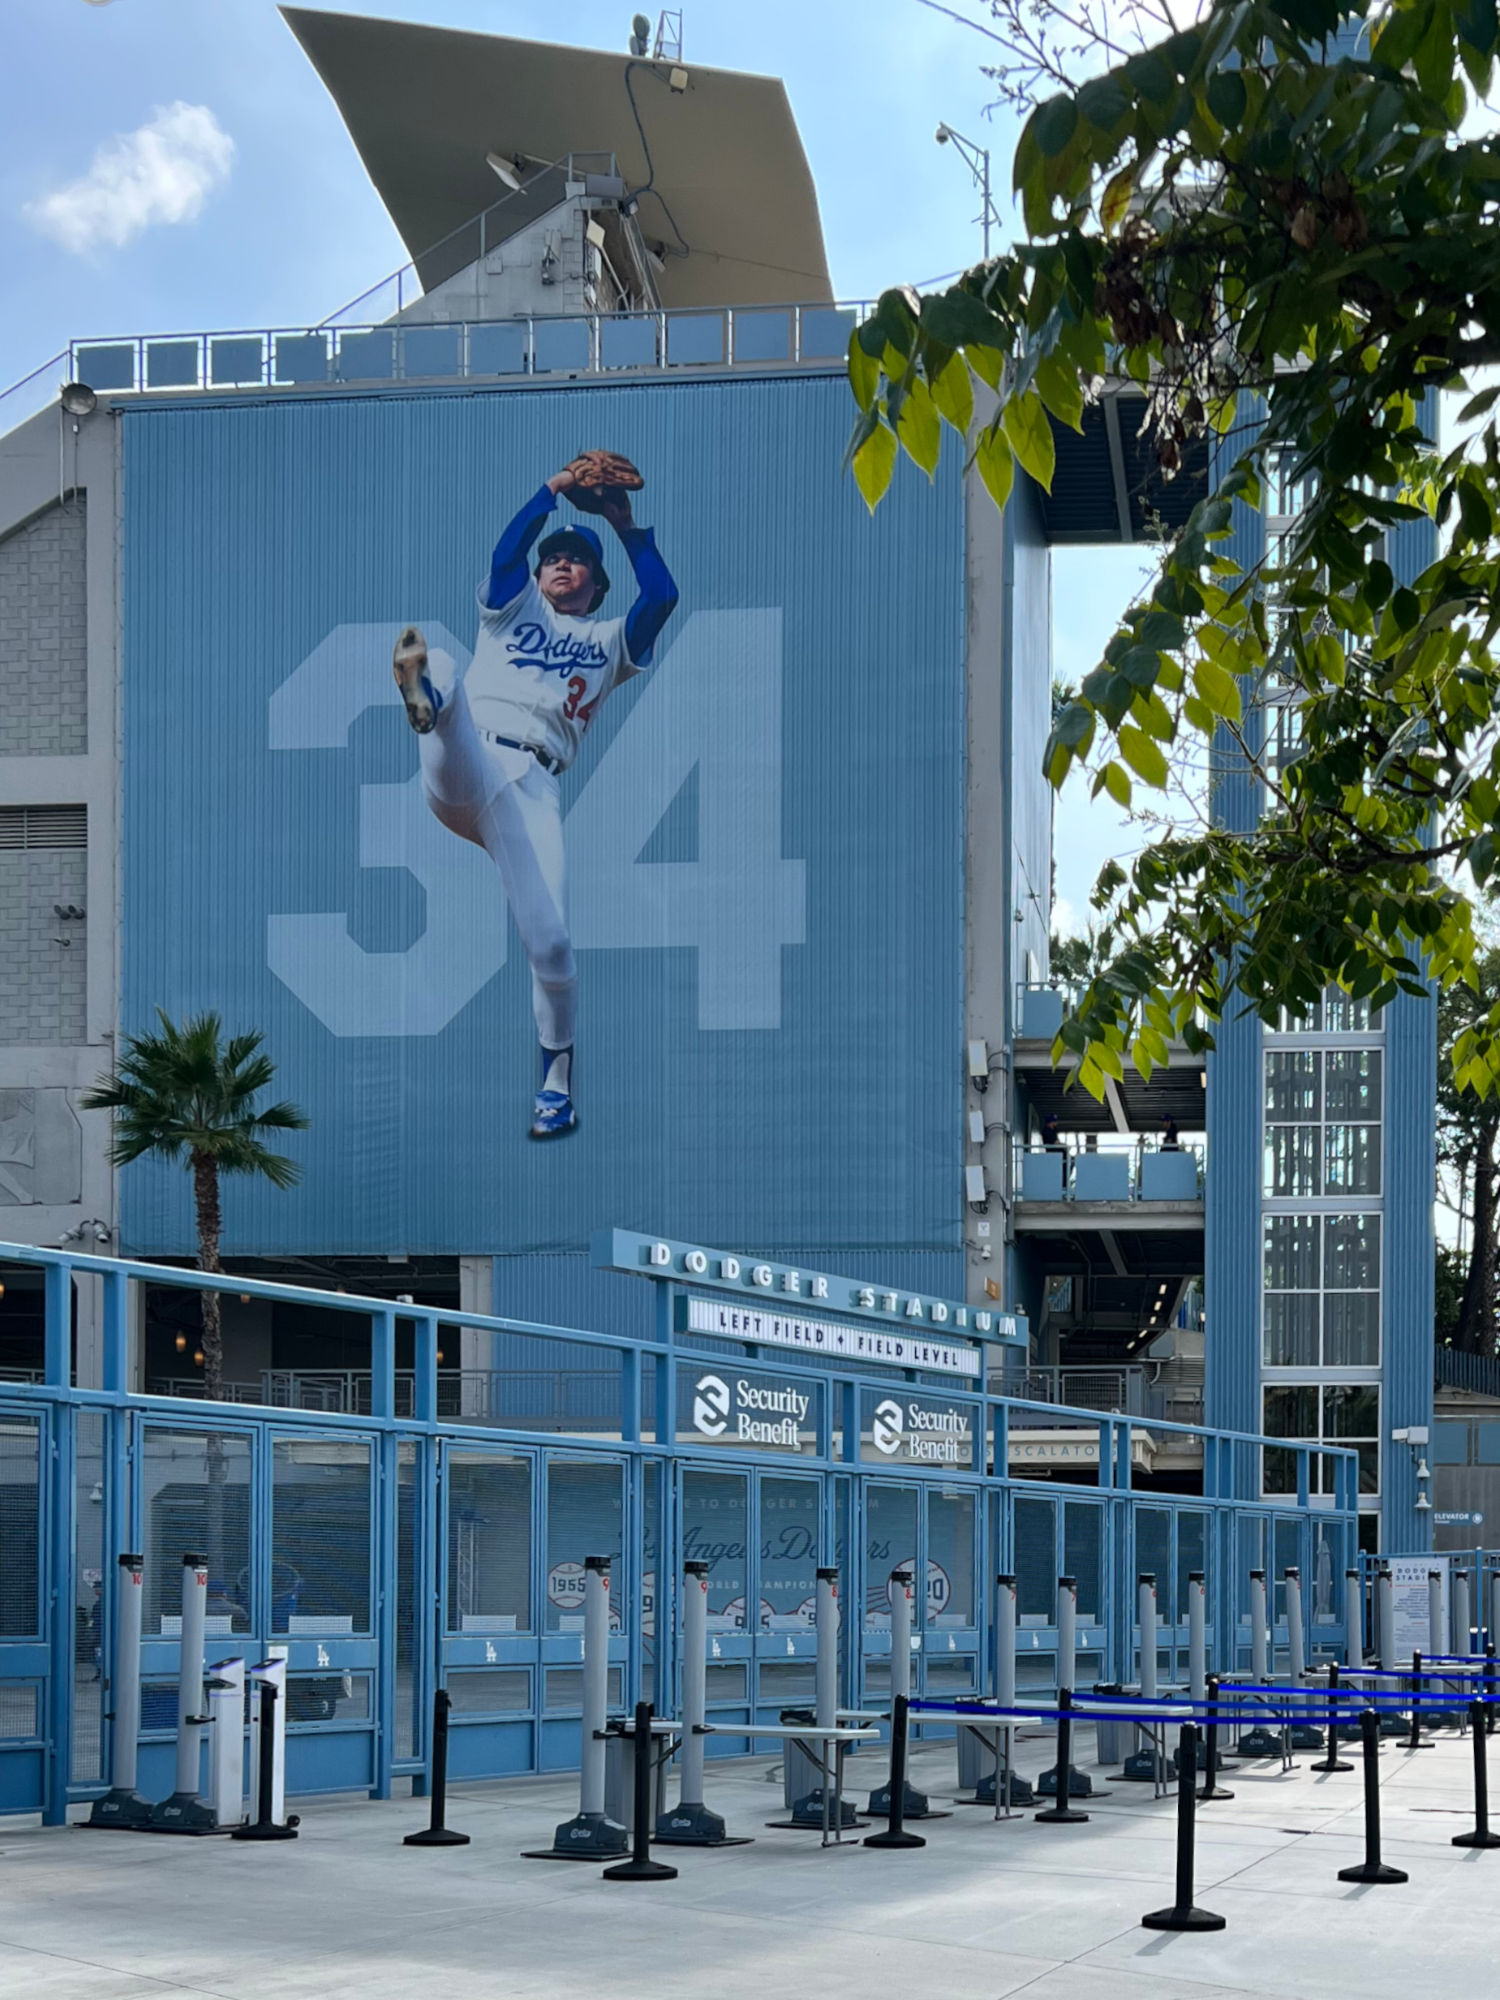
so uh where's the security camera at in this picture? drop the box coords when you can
[935,124,951,144]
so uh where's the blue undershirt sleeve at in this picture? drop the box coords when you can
[618,525,680,667]
[484,485,558,610]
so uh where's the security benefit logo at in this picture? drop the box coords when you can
[691,1372,811,1450]
[866,1393,973,1466]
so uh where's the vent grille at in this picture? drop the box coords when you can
[0,805,87,850]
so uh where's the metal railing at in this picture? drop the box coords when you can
[1001,1366,1204,1428]
[145,1365,626,1428]
[1435,1346,1500,1399]
[1,300,867,443]
[1015,1138,1205,1203]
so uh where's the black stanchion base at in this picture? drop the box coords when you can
[1289,1727,1325,1751]
[1452,1828,1500,1848]
[523,1810,630,1861]
[1337,1860,1409,1883]
[1142,1904,1226,1932]
[1197,1782,1236,1801]
[602,1855,679,1881]
[781,1789,863,1830]
[1034,1803,1090,1823]
[404,1826,471,1847]
[863,1825,927,1848]
[1120,1750,1178,1783]
[1377,1715,1410,1738]
[231,1817,300,1842]
[83,1789,155,1831]
[1037,1764,1100,1798]
[972,1770,1036,1807]
[1311,1756,1354,1775]
[1401,1738,1436,1750]
[867,1781,945,1821]
[1234,1728,1283,1759]
[655,1802,753,1848]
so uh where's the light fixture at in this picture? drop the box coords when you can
[60,381,97,418]
[485,150,522,192]
[0,1281,6,1301]
[1416,1458,1431,1482]
[240,1293,251,1304]
[1416,1493,1433,1512]
[644,243,666,274]
[193,1348,204,1367]
[175,1333,187,1353]
[436,1348,445,1364]
[669,66,689,92]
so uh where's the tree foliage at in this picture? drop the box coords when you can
[81,1011,306,1396]
[850,0,1500,1096]
[1437,944,1500,1349]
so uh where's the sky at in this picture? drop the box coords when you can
[6,0,1138,923]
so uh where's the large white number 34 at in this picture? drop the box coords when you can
[265,609,805,1037]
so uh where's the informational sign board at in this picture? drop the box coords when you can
[859,1389,977,1468]
[1387,1554,1448,1656]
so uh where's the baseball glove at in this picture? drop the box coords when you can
[563,450,645,513]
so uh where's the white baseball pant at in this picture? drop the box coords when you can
[415,676,576,1052]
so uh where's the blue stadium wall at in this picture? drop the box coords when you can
[118,372,968,1264]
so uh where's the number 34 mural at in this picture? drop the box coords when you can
[266,609,806,1037]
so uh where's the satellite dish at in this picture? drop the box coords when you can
[629,11,651,53]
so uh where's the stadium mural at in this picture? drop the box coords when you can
[120,373,965,1253]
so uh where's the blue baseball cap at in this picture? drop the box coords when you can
[537,524,610,608]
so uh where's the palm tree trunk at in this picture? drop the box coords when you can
[192,1150,224,1399]
[1458,1127,1497,1354]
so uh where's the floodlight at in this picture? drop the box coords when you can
[485,152,522,192]
[60,382,97,418]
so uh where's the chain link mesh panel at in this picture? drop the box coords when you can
[0,1416,40,1637]
[271,1436,372,1635]
[141,1428,253,1633]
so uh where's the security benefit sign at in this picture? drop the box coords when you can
[678,1364,822,1455]
[859,1389,977,1469]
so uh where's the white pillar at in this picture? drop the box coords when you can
[995,1573,1018,1709]
[1138,1575,1158,1699]
[206,1656,245,1828]
[1345,1568,1364,1667]
[678,1561,709,1808]
[1429,1570,1445,1659]
[173,1553,208,1796]
[1187,1570,1207,1702]
[1057,1574,1077,1694]
[889,1568,914,1703]
[1285,1568,1306,1684]
[815,1567,840,1730]
[579,1556,611,1817]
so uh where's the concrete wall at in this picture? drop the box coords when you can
[0,501,88,757]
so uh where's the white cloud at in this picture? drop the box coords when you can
[25,102,233,256]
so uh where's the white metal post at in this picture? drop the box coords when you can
[1057,1574,1077,1694]
[150,1553,217,1829]
[1188,1571,1207,1703]
[206,1657,245,1828]
[1285,1569,1306,1685]
[1345,1568,1365,1667]
[580,1556,611,1817]
[1250,1570,1269,1681]
[889,1568,914,1703]
[87,1551,151,1827]
[815,1567,840,1730]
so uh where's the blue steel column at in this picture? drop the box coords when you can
[1383,989,1437,1551]
[42,1256,74,1822]
[371,1306,397,1800]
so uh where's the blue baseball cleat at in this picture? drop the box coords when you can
[529,1089,578,1140]
[392,624,440,733]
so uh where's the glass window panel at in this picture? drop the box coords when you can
[1324,1049,1381,1119]
[1264,1293,1319,1366]
[0,1418,40,1638]
[1266,1124,1321,1196]
[1323,1292,1379,1366]
[1263,1385,1319,1439]
[446,1668,530,1713]
[1265,1051,1321,1120]
[1175,1511,1207,1622]
[1322,1385,1379,1438]
[1012,1495,1055,1622]
[1062,1502,1103,1621]
[142,1428,252,1635]
[1324,1214,1380,1288]
[544,1459,624,1632]
[1322,989,1372,1033]
[1324,1122,1380,1195]
[681,1471,747,1629]
[447,1450,532,1632]
[272,1436,372,1635]
[1265,1215,1320,1290]
[1263,1446,1299,1494]
[1356,1444,1380,1493]
[1135,1508,1171,1597]
[759,1476,821,1629]
[927,1489,976,1627]
[864,1483,918,1630]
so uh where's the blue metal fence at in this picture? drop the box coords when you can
[0,1241,1356,1822]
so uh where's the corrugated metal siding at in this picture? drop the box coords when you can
[1009,476,1051,984]
[119,376,966,1257]
[1204,1003,1262,1435]
[1382,987,1437,1547]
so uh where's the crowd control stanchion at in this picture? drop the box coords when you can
[1237,1570,1280,1759]
[1453,1698,1500,1849]
[867,1569,934,1822]
[1198,1675,1234,1801]
[602,1705,678,1881]
[1429,1571,1446,1660]
[404,1689,470,1847]
[1040,1575,1096,1800]
[231,1679,300,1841]
[1123,1574,1173,1783]
[1188,1571,1207,1704]
[1404,1650,1434,1750]
[864,1694,926,1850]
[1035,1691,1089,1824]
[1345,1567,1365,1668]
[657,1561,749,1847]
[1284,1569,1322,1750]
[1336,1709,1407,1884]
[87,1552,152,1829]
[526,1555,629,1860]
[1455,1569,1473,1657]
[1312,1664,1353,1774]
[1142,1725,1225,1933]
[1375,1566,1408,1737]
[787,1567,860,1831]
[1488,1641,1497,1736]
[151,1553,218,1832]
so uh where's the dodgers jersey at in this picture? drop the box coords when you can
[461,483,679,772]
[466,574,638,770]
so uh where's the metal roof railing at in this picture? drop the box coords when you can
[0,300,866,444]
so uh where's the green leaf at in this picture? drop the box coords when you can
[1118,724,1169,787]
[1077,75,1131,130]
[1310,632,1346,687]
[1101,162,1136,232]
[1034,352,1085,432]
[974,423,1015,511]
[852,423,897,512]
[895,375,942,477]
[1206,69,1247,126]
[1001,390,1057,490]
[1031,94,1080,158]
[929,353,974,435]
[1192,657,1242,721]
[1102,761,1133,807]
[847,332,879,413]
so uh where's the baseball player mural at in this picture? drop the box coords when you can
[392,451,678,1138]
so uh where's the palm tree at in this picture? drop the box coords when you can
[81,1011,307,1399]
